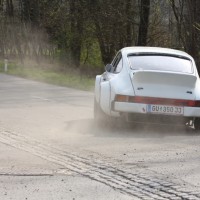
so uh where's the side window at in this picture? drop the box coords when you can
[111,54,120,66]
[110,52,122,73]
[114,58,123,73]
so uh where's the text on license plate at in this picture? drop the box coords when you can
[147,105,184,115]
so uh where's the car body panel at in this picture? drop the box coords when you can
[100,79,111,115]
[131,70,197,99]
[95,75,101,103]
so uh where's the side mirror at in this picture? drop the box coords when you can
[105,64,112,72]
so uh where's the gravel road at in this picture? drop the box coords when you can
[0,74,200,200]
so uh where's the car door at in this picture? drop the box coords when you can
[100,53,122,115]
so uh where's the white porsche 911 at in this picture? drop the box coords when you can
[94,47,200,130]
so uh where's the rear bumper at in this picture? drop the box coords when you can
[112,102,200,123]
[113,102,200,117]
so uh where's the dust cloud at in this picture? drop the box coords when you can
[64,116,194,139]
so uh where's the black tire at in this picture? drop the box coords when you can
[194,118,200,131]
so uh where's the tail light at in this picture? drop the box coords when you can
[115,94,200,107]
[115,95,129,102]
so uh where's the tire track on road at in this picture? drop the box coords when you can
[0,129,199,200]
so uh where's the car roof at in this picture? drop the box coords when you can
[121,47,192,59]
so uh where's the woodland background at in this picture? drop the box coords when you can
[0,0,200,74]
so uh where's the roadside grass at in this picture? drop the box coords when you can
[0,62,95,91]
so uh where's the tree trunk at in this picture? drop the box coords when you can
[6,0,14,17]
[125,0,132,46]
[137,0,150,46]
[69,0,83,67]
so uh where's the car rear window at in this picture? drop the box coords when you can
[128,54,193,74]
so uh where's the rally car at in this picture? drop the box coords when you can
[94,47,200,130]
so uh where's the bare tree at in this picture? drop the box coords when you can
[170,0,200,72]
[90,0,137,64]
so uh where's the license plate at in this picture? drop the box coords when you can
[147,104,184,115]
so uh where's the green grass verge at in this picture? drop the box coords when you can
[0,62,95,91]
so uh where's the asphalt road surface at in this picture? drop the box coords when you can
[0,73,200,200]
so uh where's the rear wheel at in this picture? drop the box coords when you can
[94,99,108,125]
[94,99,116,128]
[194,118,200,131]
[94,99,104,119]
